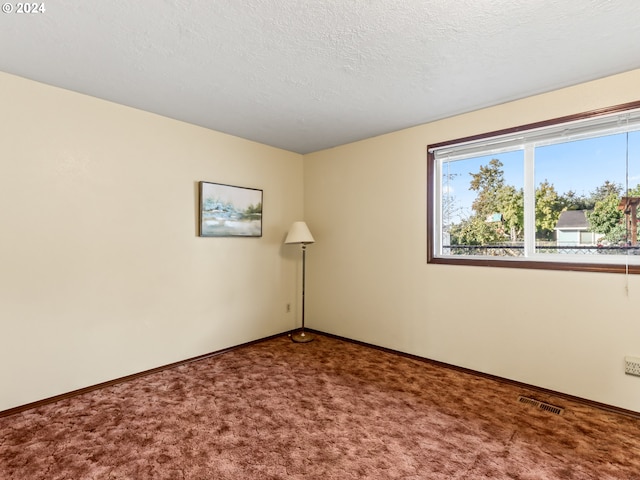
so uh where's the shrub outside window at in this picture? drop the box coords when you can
[427,101,640,274]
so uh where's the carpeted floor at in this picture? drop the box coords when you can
[2,334,640,479]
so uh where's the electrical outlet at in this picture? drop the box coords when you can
[625,356,640,376]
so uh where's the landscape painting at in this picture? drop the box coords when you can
[199,182,263,237]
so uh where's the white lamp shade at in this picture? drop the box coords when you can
[285,221,315,244]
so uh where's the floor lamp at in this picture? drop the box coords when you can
[285,221,315,343]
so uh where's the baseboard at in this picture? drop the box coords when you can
[0,331,292,419]
[307,329,640,421]
[4,328,639,421]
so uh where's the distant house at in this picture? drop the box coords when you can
[555,210,602,246]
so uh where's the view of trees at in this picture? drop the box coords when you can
[446,158,640,247]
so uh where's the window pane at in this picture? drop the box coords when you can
[534,132,639,256]
[441,150,524,257]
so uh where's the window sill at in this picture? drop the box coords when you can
[428,255,640,274]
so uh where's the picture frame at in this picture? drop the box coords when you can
[199,181,263,237]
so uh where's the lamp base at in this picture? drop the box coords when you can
[291,330,314,343]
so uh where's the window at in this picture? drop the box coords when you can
[427,101,640,273]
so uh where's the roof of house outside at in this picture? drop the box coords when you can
[555,210,590,230]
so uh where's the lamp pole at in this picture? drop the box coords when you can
[285,221,315,343]
[292,242,313,342]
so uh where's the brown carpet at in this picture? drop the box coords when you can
[2,334,640,479]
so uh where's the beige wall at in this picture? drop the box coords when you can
[4,68,640,414]
[304,69,640,412]
[0,72,304,411]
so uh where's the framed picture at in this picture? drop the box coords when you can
[199,181,263,237]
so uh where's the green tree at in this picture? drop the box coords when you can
[590,180,622,203]
[626,184,640,197]
[585,182,640,245]
[450,158,525,245]
[560,190,592,211]
[535,180,563,240]
[587,192,624,242]
[497,185,524,242]
[469,158,505,217]
[450,216,504,246]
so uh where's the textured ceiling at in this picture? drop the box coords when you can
[1,0,640,154]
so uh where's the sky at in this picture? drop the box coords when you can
[201,182,262,211]
[442,130,640,224]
